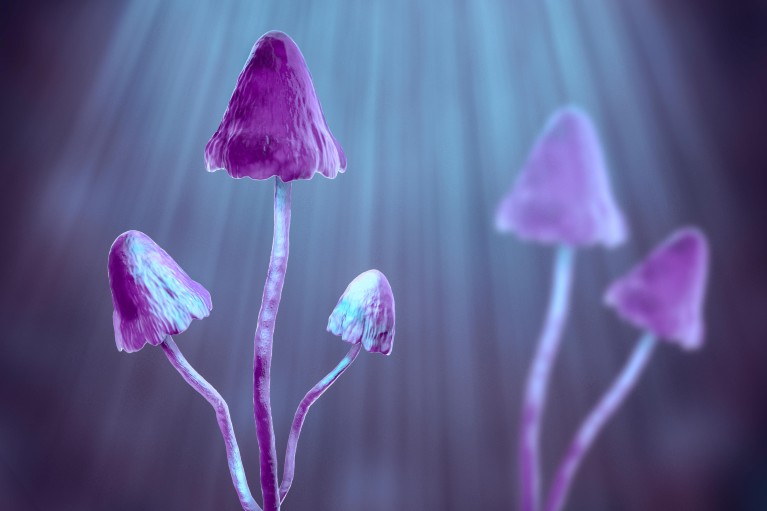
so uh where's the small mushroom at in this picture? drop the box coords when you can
[495,106,627,511]
[604,227,709,350]
[109,230,212,353]
[326,269,396,355]
[544,227,710,511]
[108,231,260,511]
[205,30,346,511]
[279,270,395,503]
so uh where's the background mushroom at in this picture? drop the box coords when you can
[204,30,346,511]
[107,231,260,511]
[495,106,626,511]
[279,269,395,503]
[545,227,710,511]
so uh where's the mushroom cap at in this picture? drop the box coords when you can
[495,106,626,247]
[107,231,212,353]
[327,270,396,355]
[605,227,710,350]
[204,30,346,182]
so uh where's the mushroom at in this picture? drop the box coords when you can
[204,31,346,511]
[108,231,260,511]
[544,227,710,511]
[495,106,626,511]
[279,270,395,503]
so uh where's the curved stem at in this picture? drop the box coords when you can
[544,333,656,511]
[519,246,575,511]
[160,337,261,511]
[279,343,362,503]
[254,177,291,511]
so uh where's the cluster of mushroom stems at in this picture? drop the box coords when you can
[106,30,710,511]
[107,31,395,511]
[496,107,710,511]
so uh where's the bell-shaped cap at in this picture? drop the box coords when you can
[107,231,212,353]
[205,30,346,182]
[605,227,710,350]
[495,106,626,247]
[327,270,395,355]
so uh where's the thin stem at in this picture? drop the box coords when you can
[280,343,363,503]
[160,337,261,511]
[254,177,291,511]
[519,246,575,511]
[544,332,656,511]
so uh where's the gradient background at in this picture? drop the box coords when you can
[2,1,767,510]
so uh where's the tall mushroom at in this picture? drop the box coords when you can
[495,106,626,511]
[279,269,395,503]
[108,230,260,511]
[204,31,346,511]
[544,227,710,511]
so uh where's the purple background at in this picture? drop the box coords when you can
[2,1,767,510]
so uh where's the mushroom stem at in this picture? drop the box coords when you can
[160,337,261,511]
[544,332,656,511]
[519,246,575,511]
[279,343,363,503]
[253,177,292,511]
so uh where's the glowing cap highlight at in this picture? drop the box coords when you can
[496,106,626,247]
[205,30,346,182]
[327,270,396,355]
[605,227,710,350]
[107,230,212,353]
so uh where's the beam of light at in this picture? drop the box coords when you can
[2,1,747,510]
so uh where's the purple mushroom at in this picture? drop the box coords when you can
[545,227,710,511]
[279,270,395,503]
[108,231,260,511]
[205,31,345,511]
[495,106,626,511]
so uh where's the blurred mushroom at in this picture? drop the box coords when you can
[108,231,260,511]
[495,106,626,511]
[604,227,709,351]
[545,227,710,511]
[205,30,346,511]
[279,270,395,503]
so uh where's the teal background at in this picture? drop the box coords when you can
[2,1,766,509]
